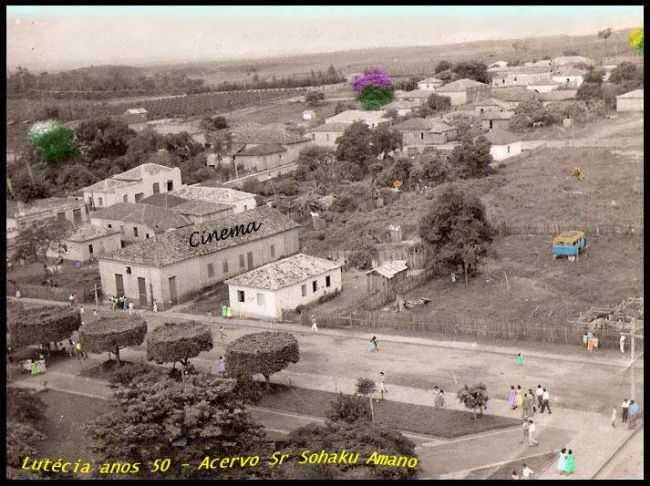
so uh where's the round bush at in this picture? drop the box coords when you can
[226,331,299,382]
[146,321,213,365]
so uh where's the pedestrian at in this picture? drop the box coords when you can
[521,463,534,480]
[611,407,617,428]
[515,352,524,366]
[627,400,640,428]
[564,450,576,475]
[527,419,539,447]
[522,393,533,419]
[582,332,588,349]
[621,399,629,424]
[432,385,440,406]
[520,419,530,444]
[540,388,552,414]
[111,296,116,312]
[69,293,75,307]
[450,272,457,284]
[93,308,98,317]
[128,301,134,315]
[368,336,378,352]
[15,288,21,299]
[516,385,524,409]
[557,448,567,475]
[587,330,594,352]
[378,371,387,400]
[435,389,445,409]
[535,385,544,409]
[511,470,520,480]
[152,299,158,313]
[79,305,85,316]
[508,385,517,410]
[527,389,536,414]
[620,334,626,354]
[123,297,129,312]
[311,315,319,333]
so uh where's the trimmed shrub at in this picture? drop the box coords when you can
[226,331,300,383]
[326,393,372,424]
[146,321,213,367]
[80,315,147,364]
[8,305,81,348]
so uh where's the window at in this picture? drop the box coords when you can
[98,197,103,206]
[126,266,132,274]
[420,132,424,140]
[208,263,215,278]
[133,227,139,237]
[223,260,229,274]
[145,233,150,239]
[120,240,126,248]
[301,284,307,297]
[153,182,160,194]
[257,293,265,306]
[237,290,245,302]
[312,280,318,293]
[239,254,245,269]
[507,145,511,154]
[167,180,174,191]
[270,244,276,258]
[326,275,331,288]
[123,194,128,203]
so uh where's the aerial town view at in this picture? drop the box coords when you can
[5,4,644,480]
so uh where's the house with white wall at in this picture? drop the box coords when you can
[325,110,391,129]
[551,68,586,89]
[225,253,343,320]
[172,184,257,214]
[82,163,182,210]
[436,79,490,106]
[616,89,644,112]
[417,77,444,91]
[59,224,122,262]
[482,129,523,162]
[307,122,348,147]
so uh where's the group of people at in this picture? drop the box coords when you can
[556,449,576,475]
[617,399,641,429]
[368,336,379,352]
[432,385,446,408]
[520,418,539,447]
[581,331,599,352]
[511,463,535,480]
[508,384,552,418]
[109,295,134,314]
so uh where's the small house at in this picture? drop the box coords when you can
[436,78,490,106]
[170,199,233,224]
[61,224,122,262]
[172,184,257,214]
[417,77,444,91]
[302,110,316,121]
[307,122,348,147]
[480,110,514,131]
[551,68,586,89]
[123,108,148,124]
[225,253,343,320]
[393,118,458,148]
[616,89,644,112]
[325,110,391,129]
[366,260,409,295]
[482,129,523,162]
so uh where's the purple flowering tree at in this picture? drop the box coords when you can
[352,69,395,110]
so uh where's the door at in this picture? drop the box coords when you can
[168,276,178,305]
[115,274,124,297]
[137,277,147,306]
[246,251,254,269]
[73,208,82,224]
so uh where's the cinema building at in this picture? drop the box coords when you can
[97,206,301,308]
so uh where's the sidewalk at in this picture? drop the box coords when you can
[11,297,640,370]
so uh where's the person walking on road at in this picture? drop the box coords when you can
[311,315,319,333]
[627,400,640,428]
[621,399,630,424]
[563,450,576,475]
[522,393,534,419]
[527,419,539,447]
[611,407,617,428]
[540,388,552,414]
[520,419,530,444]
[435,389,446,409]
[516,385,524,409]
[377,371,387,400]
[620,333,626,354]
[508,385,517,410]
[535,385,544,409]
[68,293,76,307]
[521,463,534,480]
[432,385,440,407]
[368,336,378,352]
[557,448,567,475]
[515,352,524,366]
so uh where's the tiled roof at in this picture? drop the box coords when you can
[617,89,643,99]
[367,260,408,279]
[325,110,390,124]
[66,224,120,242]
[237,143,288,156]
[480,129,522,145]
[491,87,538,102]
[538,90,577,101]
[91,202,191,232]
[393,118,455,132]
[398,89,433,99]
[101,206,301,267]
[552,56,594,66]
[437,78,489,92]
[7,197,86,218]
[171,199,231,216]
[308,122,349,133]
[140,193,189,208]
[82,163,176,193]
[476,98,512,110]
[480,110,514,120]
[172,185,256,205]
[418,77,443,84]
[225,253,341,290]
[231,123,310,145]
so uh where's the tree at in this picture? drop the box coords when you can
[576,82,604,101]
[8,305,82,349]
[272,421,418,480]
[80,315,147,364]
[447,137,493,179]
[56,163,98,193]
[334,101,353,115]
[418,93,452,118]
[305,90,325,106]
[371,125,403,159]
[352,69,395,110]
[225,331,299,385]
[583,67,605,85]
[336,121,374,169]
[295,145,336,182]
[414,153,451,186]
[84,373,269,479]
[452,61,489,83]
[418,185,494,283]
[435,60,452,73]
[11,218,74,265]
[356,377,377,422]
[394,77,419,91]
[326,393,372,424]
[609,62,643,85]
[200,116,228,131]
[75,117,135,161]
[597,28,613,60]
[10,174,50,202]
[27,124,78,165]
[457,383,489,419]
[146,321,213,371]
[378,157,413,189]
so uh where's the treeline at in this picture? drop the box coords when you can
[211,65,345,92]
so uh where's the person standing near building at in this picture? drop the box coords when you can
[557,449,567,475]
[432,385,440,407]
[527,420,539,446]
[128,301,134,315]
[621,399,629,424]
[564,450,576,475]
[311,315,319,333]
[368,336,378,352]
[620,333,626,354]
[377,371,388,400]
[540,388,552,414]
[522,392,534,419]
[586,330,594,352]
[582,332,589,349]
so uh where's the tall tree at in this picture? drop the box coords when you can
[597,28,613,62]
[457,383,489,420]
[370,125,403,160]
[147,321,213,372]
[335,121,375,170]
[435,60,452,74]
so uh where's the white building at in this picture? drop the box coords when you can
[417,77,444,91]
[325,110,391,129]
[171,184,257,214]
[59,224,122,262]
[616,89,644,112]
[395,89,433,106]
[551,69,586,89]
[307,122,348,147]
[82,163,182,210]
[384,99,422,116]
[436,79,491,106]
[302,110,316,121]
[482,129,523,162]
[225,253,343,320]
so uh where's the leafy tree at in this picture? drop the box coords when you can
[436,69,455,82]
[6,388,48,475]
[84,373,269,479]
[8,305,82,349]
[435,60,452,73]
[80,315,147,364]
[371,125,403,159]
[225,331,299,385]
[305,90,325,106]
[10,174,50,202]
[608,62,643,85]
[75,117,135,161]
[200,116,228,131]
[336,121,375,169]
[577,82,604,101]
[356,376,377,422]
[28,125,78,164]
[447,137,493,179]
[326,393,372,424]
[418,185,494,284]
[378,157,413,189]
[296,146,337,181]
[11,218,74,265]
[425,93,452,112]
[583,68,605,85]
[394,77,420,91]
[334,101,354,115]
[452,61,489,83]
[272,420,418,480]
[146,321,213,371]
[357,85,395,110]
[56,163,98,193]
[597,28,613,58]
[457,383,489,419]
[412,153,451,187]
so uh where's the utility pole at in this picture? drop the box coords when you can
[622,317,644,401]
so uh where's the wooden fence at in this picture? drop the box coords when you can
[302,310,622,347]
[7,281,101,304]
[494,222,644,237]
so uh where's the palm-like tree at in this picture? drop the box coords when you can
[457,383,489,420]
[598,28,613,64]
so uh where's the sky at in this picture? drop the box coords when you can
[6,5,645,70]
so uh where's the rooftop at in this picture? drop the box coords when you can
[325,109,390,124]
[125,108,148,115]
[398,89,434,99]
[100,206,301,267]
[237,143,288,156]
[480,110,514,120]
[480,128,522,145]
[172,184,256,205]
[491,87,538,102]
[140,192,189,209]
[66,224,120,242]
[225,253,341,290]
[91,202,191,232]
[418,77,444,84]
[393,118,455,132]
[476,98,512,110]
[231,122,310,145]
[367,260,408,279]
[437,78,489,92]
[171,199,231,216]
[308,122,350,133]
[617,89,643,99]
[7,196,86,218]
[538,90,577,101]
[552,56,594,66]
[82,163,177,194]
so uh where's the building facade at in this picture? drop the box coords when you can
[325,109,391,128]
[436,79,491,106]
[307,122,348,147]
[61,224,122,262]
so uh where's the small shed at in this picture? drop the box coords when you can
[366,260,409,295]
[63,224,122,262]
[616,89,643,112]
[303,110,316,121]
[123,108,148,124]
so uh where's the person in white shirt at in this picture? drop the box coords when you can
[311,316,319,333]
[377,371,387,400]
[620,334,626,354]
[527,420,539,446]
[535,385,544,409]
[540,388,552,414]
[521,463,534,479]
[511,470,520,480]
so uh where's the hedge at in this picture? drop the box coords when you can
[225,331,300,382]
[146,321,213,366]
